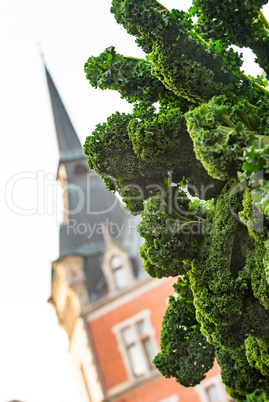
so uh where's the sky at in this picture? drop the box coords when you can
[0,1,268,401]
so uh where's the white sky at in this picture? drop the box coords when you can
[0,1,268,401]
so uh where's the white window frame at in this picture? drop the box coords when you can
[195,374,233,402]
[112,309,159,381]
[110,255,129,290]
[101,244,135,293]
[158,395,179,402]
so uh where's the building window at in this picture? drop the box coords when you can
[113,310,158,381]
[205,384,220,402]
[74,164,88,175]
[195,374,232,402]
[111,255,129,290]
[158,396,179,402]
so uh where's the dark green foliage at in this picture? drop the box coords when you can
[236,94,269,218]
[243,293,269,346]
[242,138,269,179]
[190,182,269,365]
[153,274,215,386]
[84,46,189,108]
[239,188,267,240]
[193,0,269,76]
[111,0,168,53]
[128,105,224,198]
[111,0,185,54]
[186,96,257,181]
[190,182,249,326]
[137,195,205,277]
[263,240,269,285]
[150,24,239,104]
[196,309,246,349]
[216,345,268,397]
[226,388,268,402]
[186,95,269,187]
[111,0,241,103]
[84,112,165,213]
[84,100,224,214]
[245,389,269,402]
[240,125,269,217]
[247,240,269,310]
[245,336,269,377]
[129,107,186,162]
[198,286,269,351]
[84,0,269,398]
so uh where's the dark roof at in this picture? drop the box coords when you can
[44,65,85,162]
[58,166,142,260]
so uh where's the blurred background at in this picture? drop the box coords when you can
[0,0,265,401]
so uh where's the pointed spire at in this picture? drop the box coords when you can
[44,64,85,162]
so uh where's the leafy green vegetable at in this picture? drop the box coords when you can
[84,112,165,213]
[83,0,269,397]
[186,96,257,180]
[193,0,269,77]
[216,345,269,399]
[138,195,206,277]
[111,0,242,103]
[245,336,269,377]
[190,182,249,326]
[84,46,190,108]
[154,274,215,386]
[128,105,224,197]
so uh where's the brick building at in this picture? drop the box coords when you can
[45,65,232,402]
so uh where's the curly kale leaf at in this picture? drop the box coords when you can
[238,189,269,309]
[193,0,269,77]
[84,102,224,216]
[247,241,269,311]
[239,188,268,240]
[84,46,189,108]
[128,107,186,162]
[111,0,241,103]
[240,123,269,217]
[186,96,257,181]
[244,389,269,402]
[198,285,269,353]
[196,309,246,350]
[153,274,215,386]
[216,345,269,399]
[190,182,249,326]
[129,104,224,200]
[84,112,166,214]
[83,1,269,396]
[138,195,205,278]
[111,0,170,53]
[242,137,269,178]
[245,336,269,378]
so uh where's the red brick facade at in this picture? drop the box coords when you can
[87,278,223,401]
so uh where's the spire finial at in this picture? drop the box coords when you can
[37,41,45,64]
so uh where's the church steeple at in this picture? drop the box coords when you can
[44,62,142,284]
[45,65,85,163]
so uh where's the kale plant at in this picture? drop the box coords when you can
[84,0,269,399]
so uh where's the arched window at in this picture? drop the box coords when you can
[74,164,88,175]
[110,255,129,290]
